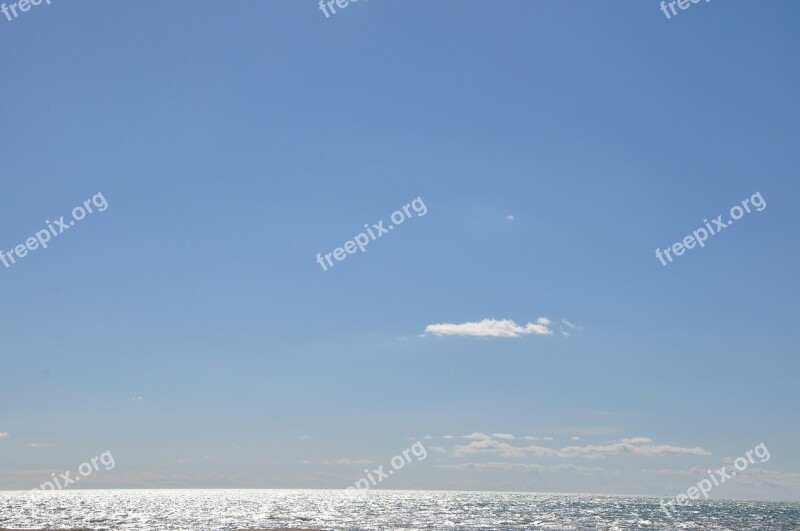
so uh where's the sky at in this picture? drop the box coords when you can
[1,0,799,500]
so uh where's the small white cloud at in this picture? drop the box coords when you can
[425,318,553,338]
[492,433,516,440]
[560,319,581,337]
[430,446,447,454]
[323,458,373,465]
[438,461,543,472]
[617,437,653,445]
[505,215,514,221]
[423,435,434,440]
[548,463,608,475]
[298,435,310,440]
[643,467,704,475]
[463,432,492,440]
[0,432,9,439]
[24,442,54,448]
[571,436,581,441]
[523,435,554,441]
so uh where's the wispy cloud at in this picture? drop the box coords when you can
[0,432,9,439]
[505,214,514,221]
[464,432,493,440]
[424,318,553,338]
[439,461,543,472]
[24,442,54,448]
[642,467,705,475]
[450,434,711,459]
[322,458,372,465]
[617,437,653,445]
[560,319,581,337]
[729,468,800,492]
[438,462,609,475]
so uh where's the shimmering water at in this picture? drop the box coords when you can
[1,489,799,530]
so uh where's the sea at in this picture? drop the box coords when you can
[1,489,799,530]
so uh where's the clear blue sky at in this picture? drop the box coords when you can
[1,0,798,499]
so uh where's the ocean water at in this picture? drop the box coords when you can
[1,489,799,530]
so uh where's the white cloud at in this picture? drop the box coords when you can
[439,461,543,472]
[505,215,514,221]
[548,463,609,475]
[453,438,532,458]
[322,458,373,465]
[730,468,800,491]
[617,437,653,445]
[560,319,580,337]
[24,443,54,448]
[425,318,553,338]
[571,436,581,441]
[0,432,8,439]
[556,442,710,459]
[451,435,711,460]
[523,435,554,441]
[463,432,492,440]
[492,433,516,440]
[642,467,705,475]
[438,462,608,475]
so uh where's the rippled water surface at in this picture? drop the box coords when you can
[1,489,799,530]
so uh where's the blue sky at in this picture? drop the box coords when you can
[1,0,799,499]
